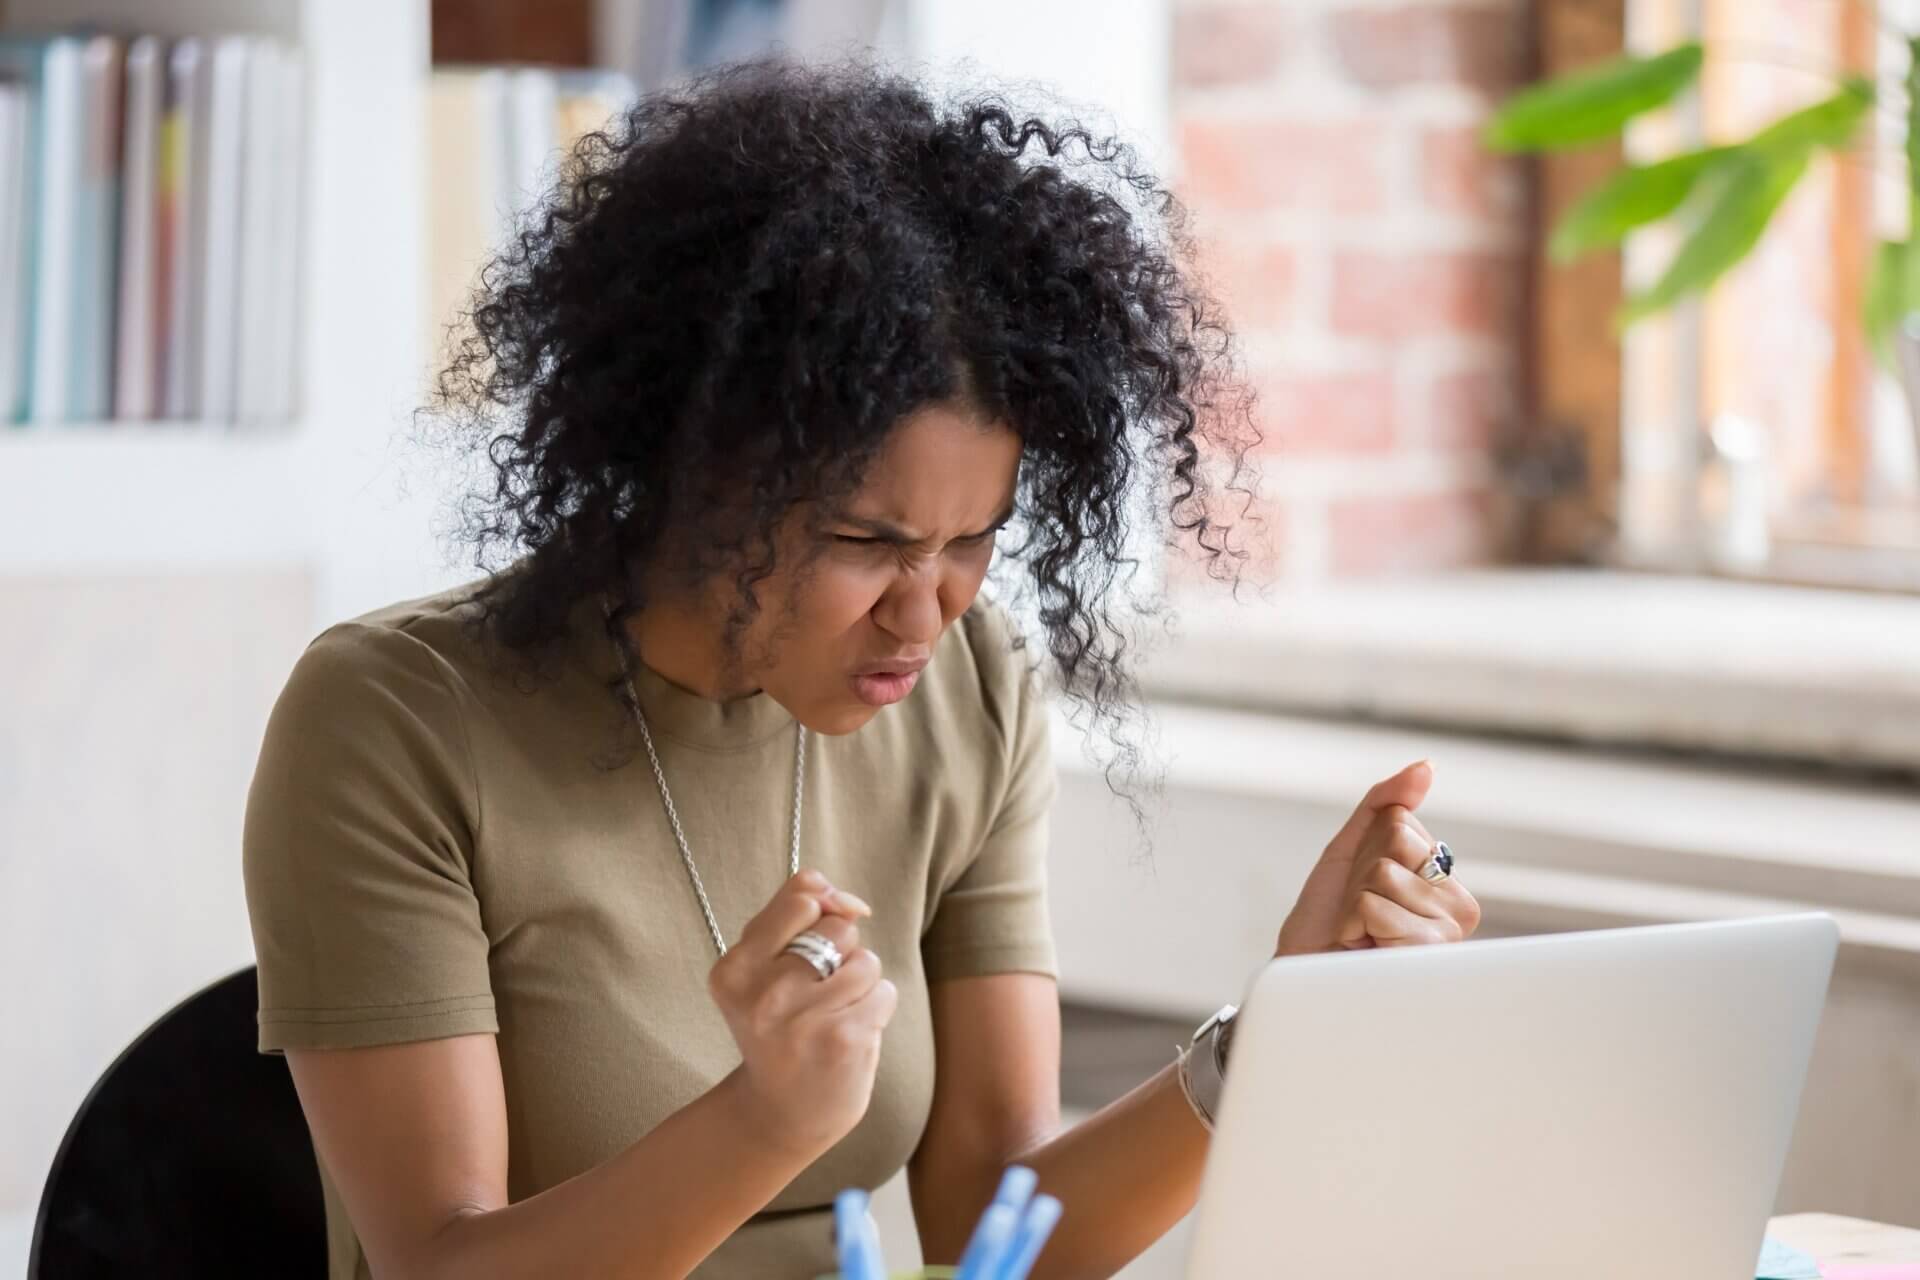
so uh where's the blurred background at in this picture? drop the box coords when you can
[1,0,1917,1275]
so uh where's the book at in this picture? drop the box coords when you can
[425,68,509,368]
[26,36,79,423]
[424,65,635,371]
[0,76,30,424]
[234,38,281,425]
[262,47,304,425]
[69,33,123,424]
[505,67,558,226]
[160,37,207,419]
[114,35,162,421]
[196,36,246,424]
[553,68,632,156]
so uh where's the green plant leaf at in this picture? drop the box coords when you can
[1485,43,1704,152]
[1549,146,1734,261]
[1906,38,1920,202]
[1864,237,1911,368]
[1749,77,1875,154]
[1619,146,1809,326]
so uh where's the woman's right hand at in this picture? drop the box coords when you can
[288,867,897,1278]
[708,868,898,1157]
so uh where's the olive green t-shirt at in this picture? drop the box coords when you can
[241,575,1058,1280]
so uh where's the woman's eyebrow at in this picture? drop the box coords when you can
[836,504,1016,543]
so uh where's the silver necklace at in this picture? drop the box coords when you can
[609,614,806,958]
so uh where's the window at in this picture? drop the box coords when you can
[1538,0,1920,590]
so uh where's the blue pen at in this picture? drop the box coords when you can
[955,1166,1038,1280]
[954,1203,1019,1280]
[856,1195,887,1280]
[834,1189,885,1280]
[994,1193,1063,1280]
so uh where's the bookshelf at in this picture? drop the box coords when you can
[0,0,1171,623]
[0,0,457,623]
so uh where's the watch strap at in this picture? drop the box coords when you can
[1176,1003,1238,1131]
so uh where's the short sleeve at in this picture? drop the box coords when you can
[921,614,1059,984]
[243,622,497,1052]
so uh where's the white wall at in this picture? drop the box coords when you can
[906,0,1172,172]
[0,572,314,1210]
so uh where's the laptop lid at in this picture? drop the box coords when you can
[1183,913,1838,1279]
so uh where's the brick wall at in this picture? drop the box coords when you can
[1172,0,1529,583]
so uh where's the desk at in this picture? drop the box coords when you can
[1770,1215,1920,1268]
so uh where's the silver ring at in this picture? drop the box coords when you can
[782,930,843,980]
[1418,841,1455,884]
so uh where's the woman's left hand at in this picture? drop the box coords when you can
[1274,760,1481,957]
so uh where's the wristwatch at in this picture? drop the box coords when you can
[1176,1003,1239,1131]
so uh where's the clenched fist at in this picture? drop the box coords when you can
[1274,761,1481,958]
[709,869,899,1157]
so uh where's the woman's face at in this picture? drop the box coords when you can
[741,402,1022,734]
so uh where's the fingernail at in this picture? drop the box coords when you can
[832,889,873,916]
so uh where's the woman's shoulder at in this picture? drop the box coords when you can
[276,576,501,724]
[333,575,493,655]
[312,577,498,668]
[250,583,491,864]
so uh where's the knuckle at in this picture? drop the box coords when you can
[837,948,879,984]
[814,917,857,949]
[1365,858,1399,890]
[829,1018,870,1054]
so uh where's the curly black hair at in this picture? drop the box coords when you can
[433,56,1256,772]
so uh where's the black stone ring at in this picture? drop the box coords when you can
[1418,841,1455,884]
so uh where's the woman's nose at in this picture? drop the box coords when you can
[871,564,946,647]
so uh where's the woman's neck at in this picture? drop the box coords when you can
[622,599,758,703]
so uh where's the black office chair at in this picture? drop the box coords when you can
[30,966,328,1278]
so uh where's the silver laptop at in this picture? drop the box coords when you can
[1184,913,1837,1279]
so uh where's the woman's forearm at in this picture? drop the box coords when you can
[1012,1063,1208,1280]
[407,1069,816,1280]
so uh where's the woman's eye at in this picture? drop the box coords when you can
[833,534,885,548]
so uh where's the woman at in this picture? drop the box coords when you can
[243,60,1479,1280]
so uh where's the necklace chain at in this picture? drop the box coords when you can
[607,600,805,958]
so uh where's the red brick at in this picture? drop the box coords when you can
[1328,488,1493,575]
[1174,4,1292,90]
[1253,369,1395,454]
[1331,250,1517,339]
[1179,116,1392,215]
[1327,5,1521,95]
[1421,125,1521,219]
[1193,235,1297,330]
[1427,364,1513,450]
